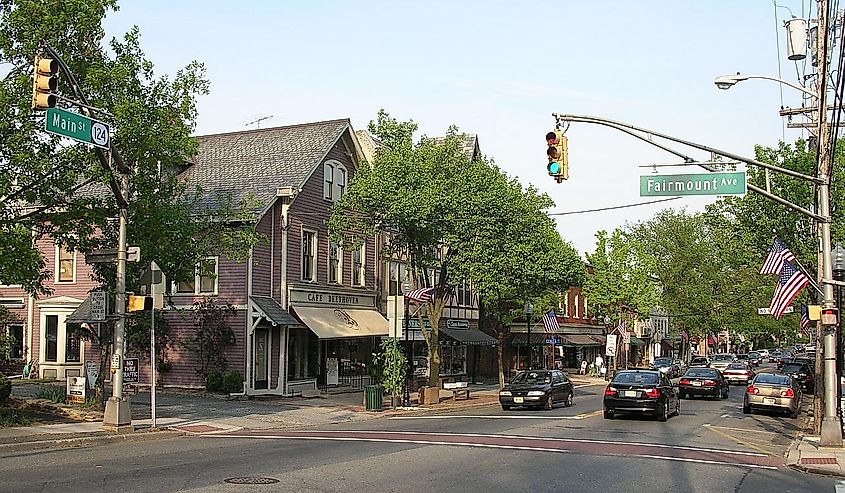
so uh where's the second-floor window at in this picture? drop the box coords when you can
[328,241,342,284]
[352,242,365,286]
[323,161,348,201]
[56,244,75,283]
[175,257,219,294]
[302,230,316,282]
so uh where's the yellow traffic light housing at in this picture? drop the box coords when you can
[546,129,569,182]
[128,295,152,312]
[31,55,58,110]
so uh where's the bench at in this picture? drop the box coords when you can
[443,381,470,400]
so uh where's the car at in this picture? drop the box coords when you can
[678,367,730,399]
[756,349,770,363]
[747,351,763,366]
[603,369,680,421]
[709,353,737,372]
[651,357,680,378]
[743,372,802,418]
[499,370,573,411]
[736,353,749,363]
[779,361,815,392]
[722,362,755,385]
[776,351,794,369]
[689,356,710,368]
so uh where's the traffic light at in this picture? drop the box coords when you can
[128,295,152,312]
[546,129,569,182]
[31,55,58,110]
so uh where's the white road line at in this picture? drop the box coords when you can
[837,480,845,493]
[574,383,603,389]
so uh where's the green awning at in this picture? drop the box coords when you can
[629,336,647,346]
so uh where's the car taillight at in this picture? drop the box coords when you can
[781,388,795,398]
[645,388,661,398]
[604,386,617,396]
[679,378,691,385]
[747,385,759,394]
[704,380,716,387]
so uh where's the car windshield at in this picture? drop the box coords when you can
[691,358,708,364]
[685,369,718,378]
[512,371,551,385]
[754,374,791,386]
[712,355,733,361]
[612,372,660,385]
[780,364,805,373]
[653,358,671,366]
[726,363,747,370]
[749,352,761,358]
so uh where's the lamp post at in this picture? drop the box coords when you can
[525,302,533,370]
[401,279,413,408]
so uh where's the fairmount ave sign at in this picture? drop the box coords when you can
[640,172,746,196]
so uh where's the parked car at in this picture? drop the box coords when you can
[499,370,573,411]
[779,361,815,392]
[743,372,802,418]
[710,354,737,372]
[651,357,680,378]
[722,363,755,385]
[678,367,730,399]
[689,357,710,368]
[603,369,680,421]
[776,351,794,369]
[756,349,770,363]
[747,351,763,366]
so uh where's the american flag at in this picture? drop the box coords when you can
[769,261,809,320]
[760,237,797,275]
[404,287,435,303]
[800,303,811,337]
[541,310,560,333]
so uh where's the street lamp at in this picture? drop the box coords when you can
[401,279,413,408]
[714,73,819,98]
[525,302,533,370]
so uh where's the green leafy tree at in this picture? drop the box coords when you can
[373,338,407,408]
[184,298,236,378]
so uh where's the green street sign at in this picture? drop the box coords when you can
[640,171,746,196]
[45,107,110,149]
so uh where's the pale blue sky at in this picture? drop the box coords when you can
[104,1,817,256]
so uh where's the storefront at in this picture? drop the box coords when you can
[405,318,497,388]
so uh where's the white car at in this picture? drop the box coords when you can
[756,349,770,363]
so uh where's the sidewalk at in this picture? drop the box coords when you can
[786,434,845,476]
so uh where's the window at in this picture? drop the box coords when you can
[56,244,75,283]
[573,294,580,318]
[7,324,23,359]
[352,242,365,286]
[45,315,58,362]
[336,167,346,198]
[328,241,342,284]
[174,257,218,294]
[323,163,334,200]
[389,261,407,296]
[302,230,316,282]
[65,328,80,362]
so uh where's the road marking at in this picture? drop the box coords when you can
[705,424,775,456]
[703,424,780,435]
[390,415,588,420]
[574,383,603,389]
[836,480,845,493]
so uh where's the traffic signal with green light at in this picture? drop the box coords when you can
[546,129,569,182]
[31,55,58,110]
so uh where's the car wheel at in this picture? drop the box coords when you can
[790,408,800,419]
[603,408,613,419]
[564,392,573,407]
[680,391,687,400]
[721,387,729,399]
[658,401,669,422]
[544,395,554,410]
[742,399,751,414]
[501,405,511,411]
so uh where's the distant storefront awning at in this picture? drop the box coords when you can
[251,296,298,326]
[561,334,603,347]
[629,336,647,346]
[292,305,389,339]
[439,328,498,346]
[512,333,558,345]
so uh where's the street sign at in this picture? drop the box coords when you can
[640,172,746,196]
[45,107,110,149]
[605,334,618,357]
[84,246,141,264]
[123,357,140,384]
[757,306,794,315]
[90,290,107,322]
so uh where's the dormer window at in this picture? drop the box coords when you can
[323,160,348,202]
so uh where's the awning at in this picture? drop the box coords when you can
[561,334,603,346]
[511,333,559,345]
[439,328,497,346]
[629,336,647,346]
[251,296,298,326]
[661,338,675,349]
[292,305,389,339]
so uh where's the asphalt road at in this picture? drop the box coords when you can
[0,371,839,492]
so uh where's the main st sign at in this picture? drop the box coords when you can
[640,172,746,196]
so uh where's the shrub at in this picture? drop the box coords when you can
[35,385,66,404]
[0,374,10,404]
[205,371,223,392]
[0,408,32,427]
[222,370,244,394]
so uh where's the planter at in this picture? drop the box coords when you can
[419,386,441,405]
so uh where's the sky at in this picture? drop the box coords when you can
[103,1,819,257]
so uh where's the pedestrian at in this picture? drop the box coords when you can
[595,354,604,376]
[579,360,588,375]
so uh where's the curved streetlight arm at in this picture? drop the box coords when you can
[554,113,826,222]
[731,75,819,99]
[555,113,823,185]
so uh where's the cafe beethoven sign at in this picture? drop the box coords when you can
[289,288,375,308]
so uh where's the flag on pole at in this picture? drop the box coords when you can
[800,304,811,337]
[404,287,435,303]
[541,310,560,333]
[769,261,809,319]
[759,237,797,275]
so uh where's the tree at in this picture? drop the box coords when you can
[184,298,236,378]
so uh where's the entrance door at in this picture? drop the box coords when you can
[254,328,269,390]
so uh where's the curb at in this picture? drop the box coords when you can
[786,463,845,478]
[0,429,183,454]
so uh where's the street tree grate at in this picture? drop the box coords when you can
[799,457,838,465]
[224,477,280,485]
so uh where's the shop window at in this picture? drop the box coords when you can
[328,241,342,284]
[352,242,365,286]
[45,315,58,362]
[302,230,316,282]
[56,244,75,283]
[7,324,23,359]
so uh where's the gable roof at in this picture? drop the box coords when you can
[182,119,352,214]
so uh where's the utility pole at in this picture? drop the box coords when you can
[815,0,842,447]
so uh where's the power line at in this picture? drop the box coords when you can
[547,197,682,216]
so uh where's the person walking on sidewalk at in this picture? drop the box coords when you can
[595,355,604,378]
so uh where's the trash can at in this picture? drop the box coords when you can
[364,385,383,412]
